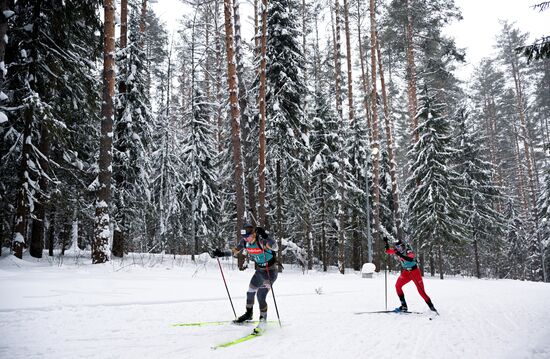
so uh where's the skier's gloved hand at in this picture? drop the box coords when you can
[256,227,267,238]
[212,248,225,258]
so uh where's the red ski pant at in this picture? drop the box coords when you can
[395,268,431,302]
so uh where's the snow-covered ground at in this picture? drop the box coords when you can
[1,250,549,359]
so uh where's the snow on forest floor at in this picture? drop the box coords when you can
[1,250,549,359]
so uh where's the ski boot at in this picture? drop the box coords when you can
[253,315,267,335]
[394,305,408,313]
[395,295,408,312]
[427,300,438,313]
[233,307,253,324]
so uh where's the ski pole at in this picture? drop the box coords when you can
[265,265,282,328]
[216,257,237,318]
[384,256,388,311]
[383,240,389,311]
[261,237,282,328]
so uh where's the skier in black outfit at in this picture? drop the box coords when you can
[211,223,278,330]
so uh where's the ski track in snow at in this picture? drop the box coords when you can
[1,254,549,359]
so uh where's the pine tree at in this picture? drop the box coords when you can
[265,0,308,268]
[453,105,504,278]
[112,0,154,257]
[496,21,538,213]
[536,160,550,282]
[502,199,529,279]
[222,0,246,241]
[2,0,101,258]
[406,87,463,278]
[181,89,220,257]
[94,0,116,264]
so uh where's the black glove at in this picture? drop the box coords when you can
[212,248,225,258]
[384,240,389,251]
[256,227,267,238]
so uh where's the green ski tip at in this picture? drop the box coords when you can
[212,331,262,350]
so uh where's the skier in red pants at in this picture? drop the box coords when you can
[385,239,437,313]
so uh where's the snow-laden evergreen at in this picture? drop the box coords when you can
[113,0,154,256]
[453,105,505,278]
[406,88,463,278]
[1,0,102,258]
[180,89,220,256]
[536,160,550,282]
[265,0,309,264]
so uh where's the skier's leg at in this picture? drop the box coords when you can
[247,270,264,308]
[234,271,262,322]
[409,268,437,311]
[410,268,430,301]
[395,271,411,310]
[256,269,278,320]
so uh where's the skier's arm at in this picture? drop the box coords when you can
[395,250,415,262]
[211,238,246,257]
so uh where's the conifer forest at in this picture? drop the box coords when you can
[1,0,549,282]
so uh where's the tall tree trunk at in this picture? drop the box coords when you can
[204,5,211,101]
[119,0,128,95]
[369,0,382,269]
[513,124,530,211]
[12,108,33,259]
[302,0,312,270]
[321,183,328,272]
[483,96,504,211]
[12,0,42,258]
[214,0,223,153]
[112,0,128,259]
[140,0,147,42]
[48,208,55,256]
[343,0,360,270]
[0,0,10,84]
[511,59,538,213]
[473,233,481,279]
[333,0,346,274]
[405,0,418,143]
[223,0,246,241]
[30,123,50,258]
[276,160,283,272]
[93,0,116,264]
[357,0,374,265]
[375,31,403,242]
[343,0,354,125]
[438,244,444,280]
[0,0,8,257]
[258,0,268,227]
[234,0,256,224]
[254,0,259,51]
[356,0,372,139]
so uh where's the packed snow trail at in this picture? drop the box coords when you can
[1,252,549,359]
